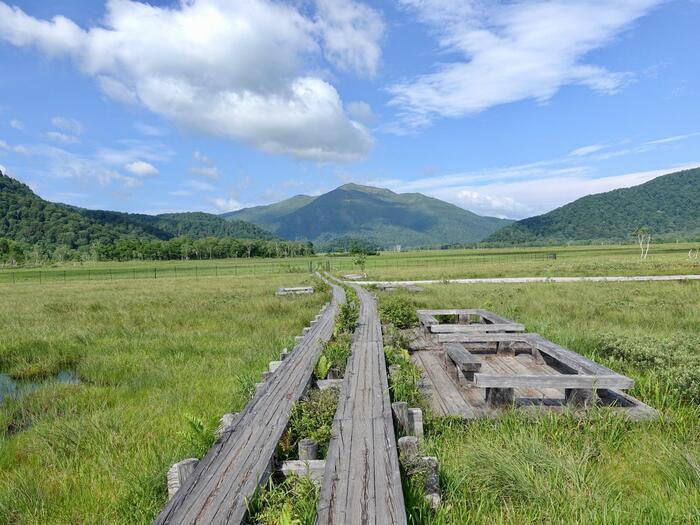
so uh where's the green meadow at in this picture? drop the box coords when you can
[379,280,700,524]
[0,245,698,524]
[0,274,329,524]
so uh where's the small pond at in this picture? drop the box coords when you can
[0,370,80,404]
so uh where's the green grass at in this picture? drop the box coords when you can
[378,281,700,523]
[0,274,329,524]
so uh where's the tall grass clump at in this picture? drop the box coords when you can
[380,295,418,328]
[245,476,318,525]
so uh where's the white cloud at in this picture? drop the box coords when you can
[0,139,8,150]
[314,0,384,76]
[570,144,606,157]
[9,119,25,131]
[346,101,378,125]
[390,0,661,127]
[46,131,81,144]
[644,132,700,146]
[193,151,213,165]
[170,189,193,197]
[0,0,381,162]
[186,180,217,192]
[124,160,159,177]
[51,116,83,134]
[212,196,243,212]
[190,166,221,180]
[134,122,167,137]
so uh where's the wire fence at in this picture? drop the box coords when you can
[0,252,557,285]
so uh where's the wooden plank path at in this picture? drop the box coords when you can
[316,284,407,525]
[154,276,345,525]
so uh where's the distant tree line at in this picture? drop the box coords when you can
[0,236,314,266]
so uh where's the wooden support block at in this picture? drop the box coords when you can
[565,388,599,407]
[299,439,319,460]
[295,335,304,342]
[497,341,515,356]
[303,327,311,334]
[215,412,239,439]
[316,379,343,390]
[392,401,409,435]
[281,460,326,485]
[398,436,419,461]
[408,408,424,439]
[268,361,282,373]
[326,368,340,380]
[261,371,273,382]
[280,348,289,361]
[486,387,515,407]
[167,459,199,499]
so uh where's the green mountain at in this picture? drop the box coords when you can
[0,170,274,249]
[485,168,700,245]
[224,183,512,249]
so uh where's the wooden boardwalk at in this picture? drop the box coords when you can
[154,277,345,525]
[316,284,407,525]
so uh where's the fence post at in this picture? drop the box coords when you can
[154,267,157,279]
[195,265,198,280]
[110,269,113,280]
[39,271,42,284]
[216,266,218,277]
[88,269,91,281]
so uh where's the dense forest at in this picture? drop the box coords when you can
[485,168,700,245]
[0,171,311,265]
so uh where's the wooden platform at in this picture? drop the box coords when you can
[316,285,407,525]
[153,277,345,525]
[408,316,658,420]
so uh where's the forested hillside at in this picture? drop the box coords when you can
[0,171,309,265]
[486,168,700,245]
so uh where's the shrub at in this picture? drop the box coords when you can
[336,294,359,336]
[279,389,338,460]
[246,476,318,525]
[380,296,417,329]
[319,333,352,377]
[595,333,700,404]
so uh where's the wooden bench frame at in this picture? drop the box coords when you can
[440,334,634,409]
[418,309,524,334]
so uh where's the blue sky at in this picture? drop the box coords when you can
[0,0,698,219]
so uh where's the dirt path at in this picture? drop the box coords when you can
[352,274,700,286]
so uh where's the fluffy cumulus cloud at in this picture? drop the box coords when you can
[0,0,383,162]
[390,0,662,127]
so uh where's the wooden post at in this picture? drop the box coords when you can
[280,348,289,361]
[397,436,419,461]
[423,457,441,509]
[408,408,424,439]
[486,387,514,407]
[298,439,319,461]
[167,459,199,499]
[565,388,598,408]
[261,371,273,382]
[391,401,409,435]
[216,413,239,439]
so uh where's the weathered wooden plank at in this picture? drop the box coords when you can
[416,352,476,419]
[429,323,525,334]
[153,277,344,525]
[444,343,482,372]
[276,286,315,296]
[316,285,406,525]
[474,373,634,390]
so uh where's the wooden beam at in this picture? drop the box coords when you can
[474,373,633,390]
[444,342,482,372]
[429,323,525,333]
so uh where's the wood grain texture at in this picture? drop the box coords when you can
[474,373,633,389]
[316,285,407,525]
[153,276,345,525]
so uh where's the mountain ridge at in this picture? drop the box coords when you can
[225,183,512,249]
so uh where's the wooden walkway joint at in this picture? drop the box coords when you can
[316,284,407,525]
[153,276,345,525]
